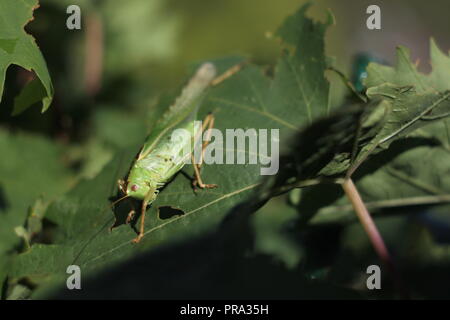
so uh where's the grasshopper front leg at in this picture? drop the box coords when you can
[117,179,137,224]
[125,205,136,224]
[117,179,127,193]
[132,189,156,243]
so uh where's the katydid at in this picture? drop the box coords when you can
[114,62,241,243]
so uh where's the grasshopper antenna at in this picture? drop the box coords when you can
[71,195,130,265]
[111,194,130,208]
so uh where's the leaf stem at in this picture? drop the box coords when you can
[314,194,450,219]
[341,178,392,267]
[341,178,408,298]
[270,177,343,197]
[326,67,367,103]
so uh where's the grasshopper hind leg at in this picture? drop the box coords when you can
[191,63,244,189]
[192,113,218,190]
[211,62,245,86]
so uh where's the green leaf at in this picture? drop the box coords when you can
[256,40,450,196]
[352,86,450,168]
[31,207,359,299]
[0,0,53,114]
[358,147,450,205]
[310,135,450,225]
[414,119,450,151]
[365,39,450,93]
[347,41,450,175]
[286,41,450,233]
[273,3,334,125]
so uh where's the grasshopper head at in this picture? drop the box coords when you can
[126,180,152,200]
[124,166,157,201]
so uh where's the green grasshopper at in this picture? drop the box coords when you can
[114,62,242,243]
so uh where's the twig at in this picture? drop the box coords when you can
[341,178,408,298]
[313,194,450,220]
[342,178,392,267]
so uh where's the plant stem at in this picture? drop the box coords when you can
[341,179,393,269]
[341,178,409,298]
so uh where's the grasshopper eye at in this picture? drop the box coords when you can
[131,185,139,191]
